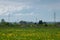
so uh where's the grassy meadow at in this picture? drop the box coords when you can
[0,26,60,40]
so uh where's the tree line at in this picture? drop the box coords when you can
[0,19,48,27]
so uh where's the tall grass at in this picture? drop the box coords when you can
[0,26,60,40]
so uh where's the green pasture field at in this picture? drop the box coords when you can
[0,26,60,40]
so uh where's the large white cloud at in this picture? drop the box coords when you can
[0,0,60,16]
[0,1,31,15]
[0,0,60,22]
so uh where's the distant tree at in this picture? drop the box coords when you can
[38,20,43,24]
[0,19,10,25]
[34,23,37,24]
[0,19,7,26]
[19,21,27,24]
[44,22,48,26]
[1,19,6,24]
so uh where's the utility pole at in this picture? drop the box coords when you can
[33,16,37,24]
[8,9,10,22]
[54,12,56,26]
[8,8,10,26]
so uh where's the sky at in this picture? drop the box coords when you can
[0,0,60,22]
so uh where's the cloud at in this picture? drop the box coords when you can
[14,12,34,16]
[0,0,60,16]
[0,0,60,22]
[0,1,31,15]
